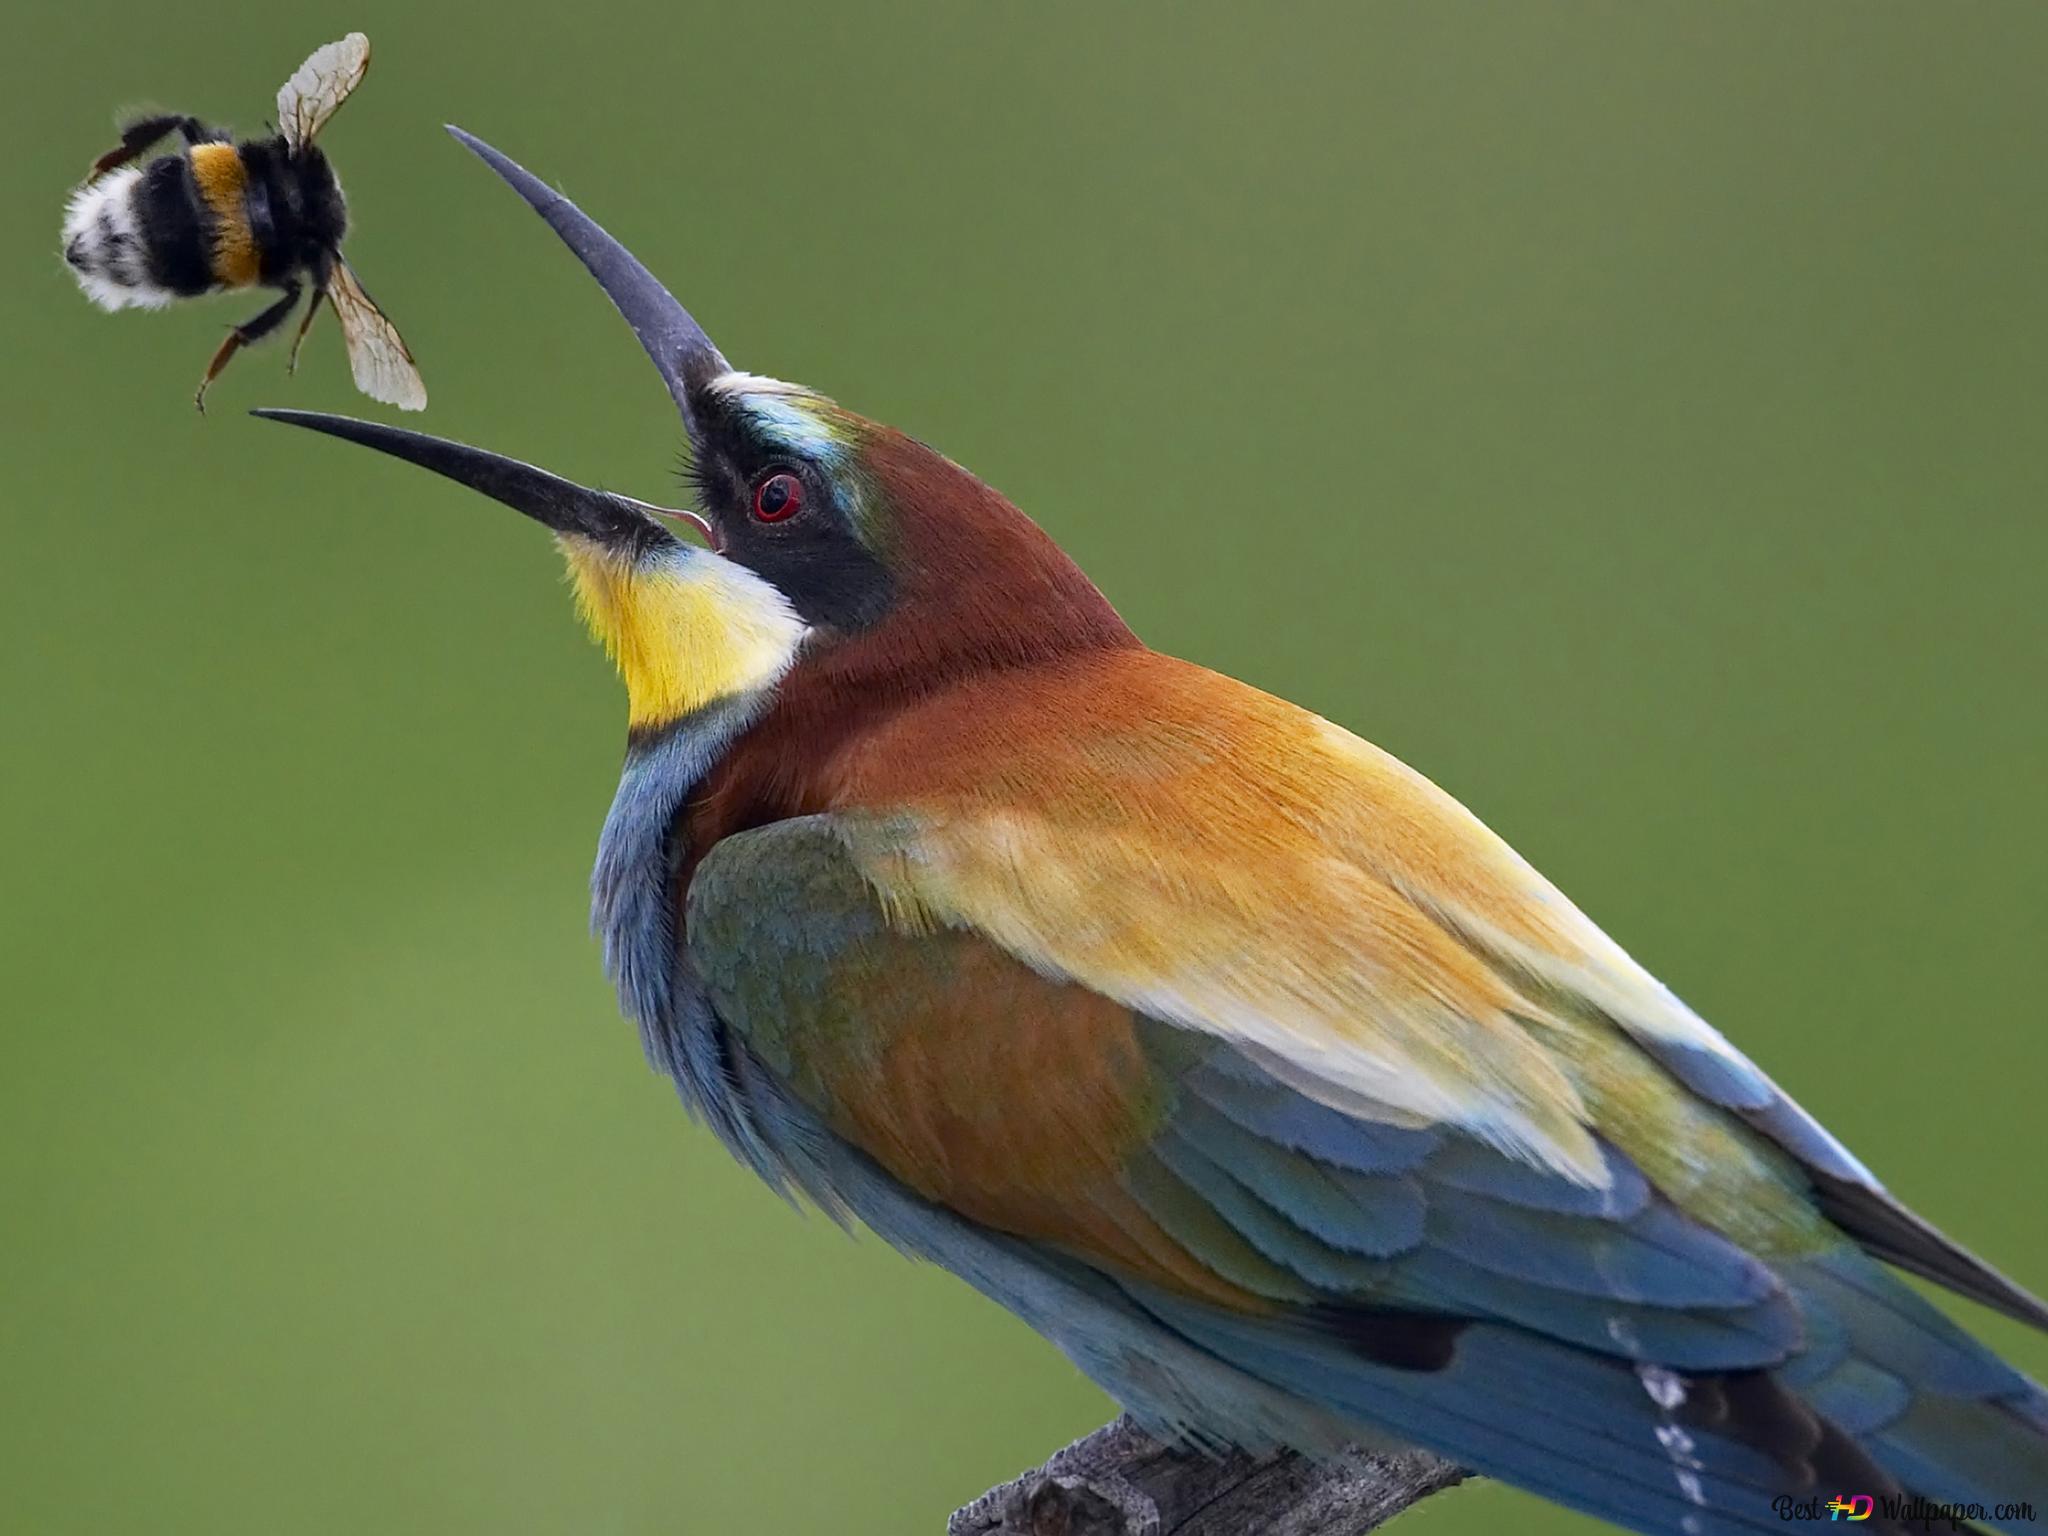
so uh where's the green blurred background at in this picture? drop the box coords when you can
[4,4,2044,1531]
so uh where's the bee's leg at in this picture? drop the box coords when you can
[89,115,222,180]
[286,284,331,375]
[194,281,302,415]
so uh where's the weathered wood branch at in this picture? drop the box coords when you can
[950,1416,1467,1536]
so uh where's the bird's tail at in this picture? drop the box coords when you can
[1777,1248,2048,1527]
[1126,1246,2048,1536]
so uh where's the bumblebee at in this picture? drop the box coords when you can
[61,33,424,412]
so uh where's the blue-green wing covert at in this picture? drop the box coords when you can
[683,816,2048,1536]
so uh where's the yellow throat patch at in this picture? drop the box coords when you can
[561,538,806,730]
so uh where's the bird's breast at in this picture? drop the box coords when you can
[591,689,793,1168]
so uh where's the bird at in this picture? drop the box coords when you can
[255,127,2048,1536]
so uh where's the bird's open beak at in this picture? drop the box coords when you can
[444,127,728,441]
[248,410,707,547]
[252,127,728,550]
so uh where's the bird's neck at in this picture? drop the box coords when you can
[590,609,1139,1084]
[675,432,1143,834]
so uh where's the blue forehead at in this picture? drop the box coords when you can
[713,375,849,464]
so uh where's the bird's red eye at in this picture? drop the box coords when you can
[753,472,803,522]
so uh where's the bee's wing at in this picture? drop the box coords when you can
[277,33,371,152]
[326,258,426,411]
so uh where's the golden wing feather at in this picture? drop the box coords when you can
[825,648,1871,1193]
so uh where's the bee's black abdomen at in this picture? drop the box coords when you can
[136,156,215,296]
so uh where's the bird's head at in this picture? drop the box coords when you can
[261,129,1129,739]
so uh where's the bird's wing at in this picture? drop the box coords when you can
[686,811,2045,1534]
[688,815,1818,1336]
[812,647,2046,1328]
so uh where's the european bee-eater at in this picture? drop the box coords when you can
[257,128,2047,1536]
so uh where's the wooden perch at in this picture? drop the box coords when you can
[950,1416,1467,1536]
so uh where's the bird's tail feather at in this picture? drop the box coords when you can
[1133,1287,1835,1535]
[1126,1258,2048,1536]
[1783,1249,2047,1531]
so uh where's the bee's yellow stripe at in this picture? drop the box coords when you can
[188,144,260,289]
